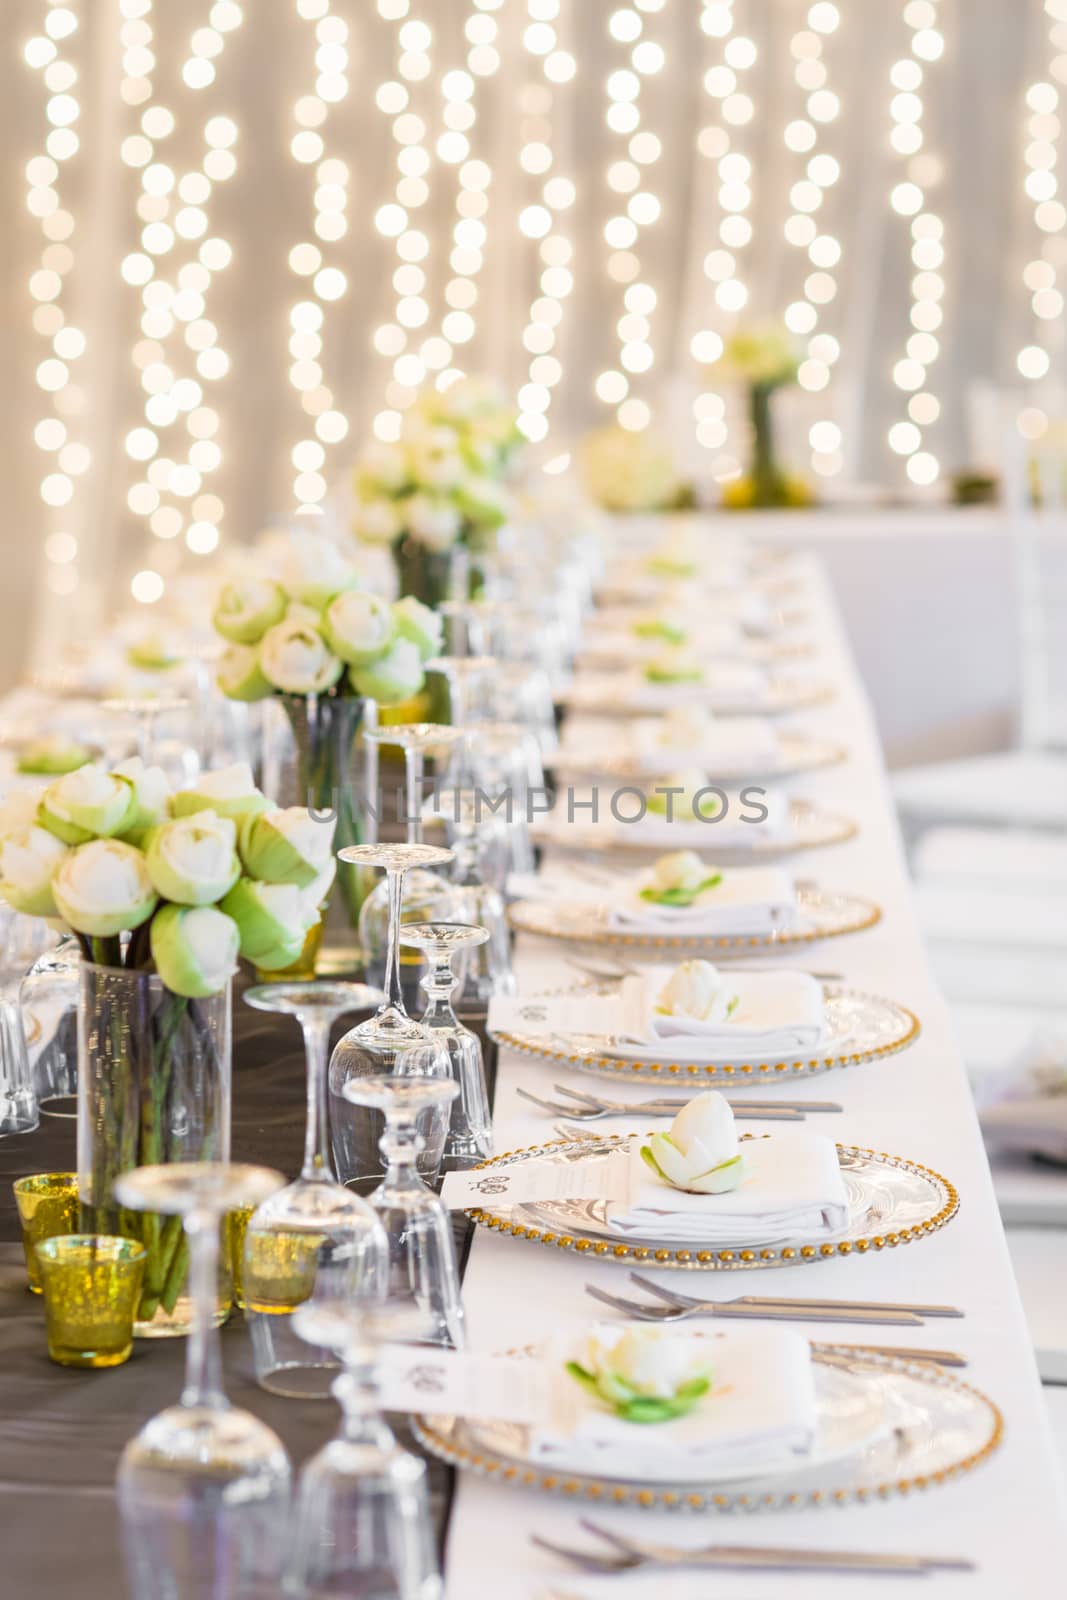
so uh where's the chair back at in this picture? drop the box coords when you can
[1001,415,1067,752]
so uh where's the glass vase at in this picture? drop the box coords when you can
[391,537,454,609]
[277,691,370,975]
[748,381,789,508]
[76,962,231,1338]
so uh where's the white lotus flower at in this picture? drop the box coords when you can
[349,636,424,707]
[259,615,345,695]
[150,903,240,998]
[52,838,158,937]
[646,770,721,821]
[171,763,271,821]
[38,765,136,845]
[354,440,408,497]
[238,806,336,888]
[392,596,443,662]
[353,496,404,546]
[578,1324,715,1401]
[648,851,711,896]
[145,811,241,906]
[641,1089,744,1195]
[321,590,397,666]
[655,959,736,1023]
[212,577,288,645]
[220,877,317,970]
[404,494,462,552]
[112,757,170,833]
[405,423,466,490]
[0,825,70,916]
[216,643,274,702]
[275,531,359,609]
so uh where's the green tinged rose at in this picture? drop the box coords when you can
[220,878,316,970]
[144,811,241,905]
[392,595,443,662]
[238,806,335,888]
[212,577,288,645]
[38,765,136,845]
[150,903,240,998]
[216,643,274,702]
[51,838,158,937]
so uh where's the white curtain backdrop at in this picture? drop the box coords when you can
[1,0,1057,683]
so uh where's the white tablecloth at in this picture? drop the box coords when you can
[443,553,1067,1598]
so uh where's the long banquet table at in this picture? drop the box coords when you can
[443,550,1067,1597]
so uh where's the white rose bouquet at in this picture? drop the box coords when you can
[579,425,693,513]
[351,376,522,607]
[0,758,335,1324]
[711,321,813,511]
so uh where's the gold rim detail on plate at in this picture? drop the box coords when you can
[411,1345,1002,1512]
[462,1137,959,1270]
[492,983,921,1083]
[508,887,882,951]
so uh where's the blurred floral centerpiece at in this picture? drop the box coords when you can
[0,758,330,1336]
[351,376,523,607]
[713,322,812,510]
[211,529,442,947]
[580,424,695,513]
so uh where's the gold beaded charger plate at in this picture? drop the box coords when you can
[508,886,881,952]
[491,982,920,1084]
[412,1343,1001,1512]
[544,731,847,783]
[559,675,833,718]
[463,1133,959,1272]
[531,800,856,862]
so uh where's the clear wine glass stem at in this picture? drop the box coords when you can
[180,1208,226,1411]
[381,866,408,1015]
[404,745,424,846]
[363,699,380,846]
[299,1016,333,1181]
[333,1359,394,1450]
[378,1114,422,1202]
[420,948,458,1024]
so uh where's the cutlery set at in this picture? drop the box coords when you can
[519,1081,842,1123]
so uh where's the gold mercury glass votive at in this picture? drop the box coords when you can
[36,1235,146,1369]
[13,1173,79,1294]
[242,1228,326,1315]
[225,1203,256,1310]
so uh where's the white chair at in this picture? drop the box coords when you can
[893,423,1067,836]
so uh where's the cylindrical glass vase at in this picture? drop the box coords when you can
[76,963,231,1338]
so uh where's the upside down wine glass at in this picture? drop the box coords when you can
[342,1074,464,1349]
[399,922,492,1167]
[358,722,462,992]
[241,982,389,1399]
[116,1162,291,1600]
[284,1300,442,1600]
[330,844,455,1193]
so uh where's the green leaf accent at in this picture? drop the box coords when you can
[633,619,687,644]
[565,1364,713,1425]
[688,1153,743,1184]
[638,873,723,908]
[645,665,704,684]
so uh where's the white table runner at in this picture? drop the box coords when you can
[443,551,1067,1598]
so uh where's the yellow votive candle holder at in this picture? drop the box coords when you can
[13,1172,79,1293]
[36,1235,146,1369]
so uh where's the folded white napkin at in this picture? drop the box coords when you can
[530,1323,819,1480]
[605,787,790,846]
[590,588,776,635]
[579,620,748,664]
[610,864,797,934]
[607,1133,850,1245]
[624,966,825,1057]
[634,713,784,773]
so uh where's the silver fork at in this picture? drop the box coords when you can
[584,1281,928,1327]
[626,1270,963,1318]
[532,1524,974,1576]
[518,1082,840,1121]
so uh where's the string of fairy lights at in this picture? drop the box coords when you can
[688,0,757,473]
[285,0,352,515]
[24,3,86,604]
[25,2,1067,584]
[514,0,577,446]
[781,4,844,479]
[120,0,243,605]
[1015,3,1067,443]
[595,1,670,434]
[884,0,946,487]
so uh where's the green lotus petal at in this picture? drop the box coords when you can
[688,1153,744,1193]
[37,770,136,844]
[150,903,240,998]
[392,596,444,662]
[220,877,314,965]
[639,874,723,908]
[349,637,424,707]
[16,738,93,776]
[238,808,334,889]
[633,619,687,644]
[171,765,272,821]
[645,664,704,684]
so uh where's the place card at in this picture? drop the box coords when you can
[487,983,648,1040]
[440,1145,632,1210]
[375,1344,539,1423]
